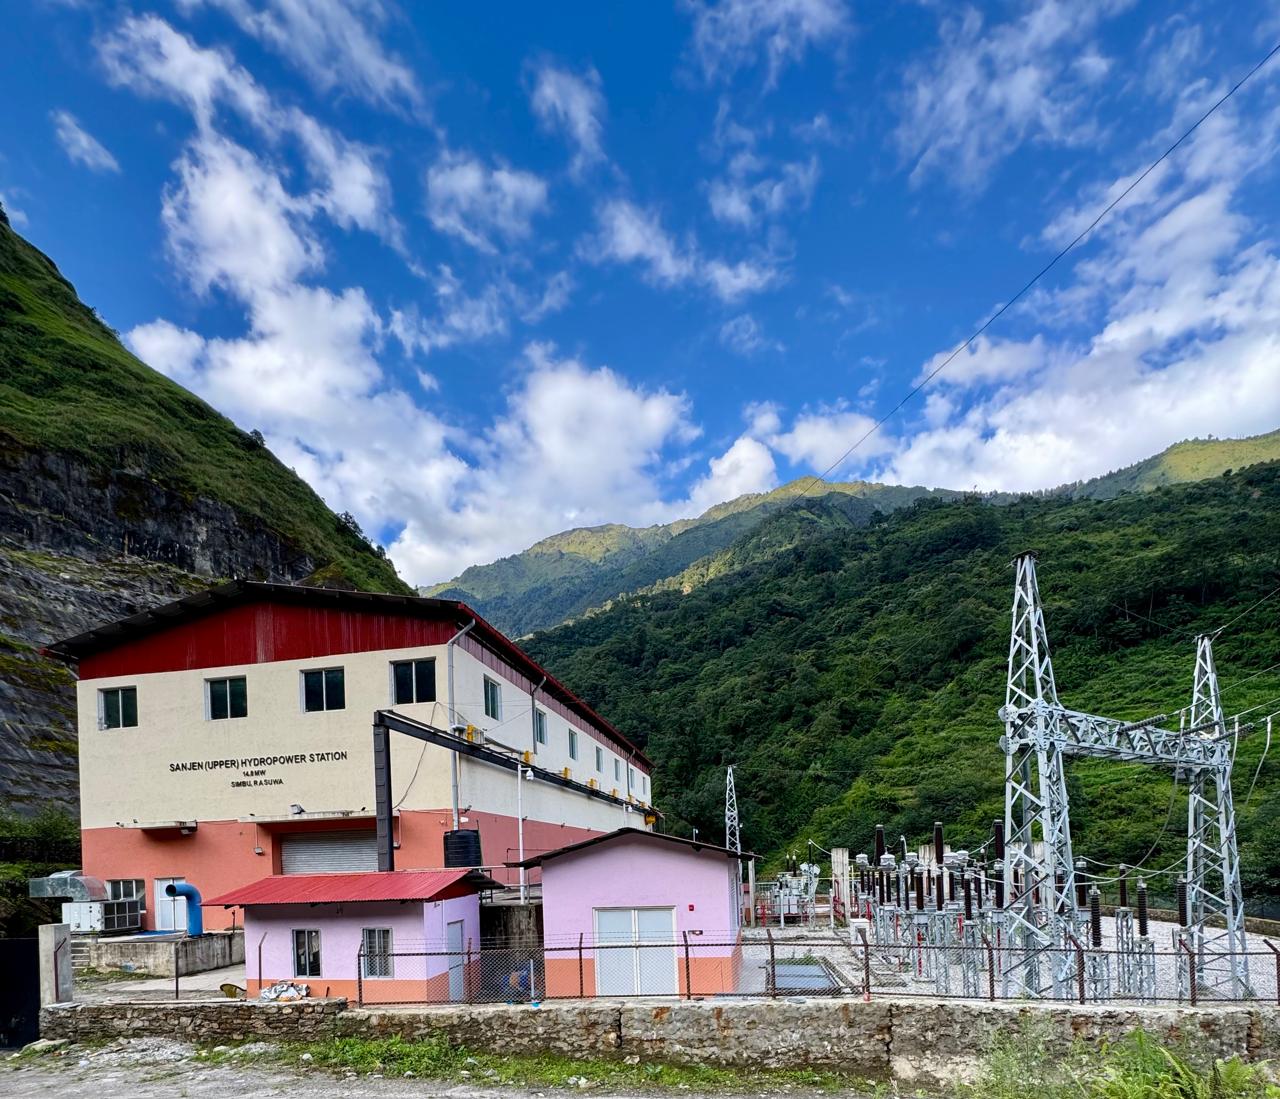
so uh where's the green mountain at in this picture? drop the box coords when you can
[427,480,957,635]
[428,430,1280,638]
[525,464,1280,905]
[0,210,407,844]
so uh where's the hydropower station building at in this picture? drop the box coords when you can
[48,582,654,931]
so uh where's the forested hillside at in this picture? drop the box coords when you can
[430,432,1280,638]
[527,463,1280,905]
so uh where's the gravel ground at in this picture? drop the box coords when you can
[0,1040,855,1099]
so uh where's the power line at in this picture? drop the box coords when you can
[1213,583,1280,638]
[784,37,1280,505]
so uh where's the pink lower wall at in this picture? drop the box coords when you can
[82,808,605,929]
[241,894,480,987]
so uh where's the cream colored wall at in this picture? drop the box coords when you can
[77,643,649,833]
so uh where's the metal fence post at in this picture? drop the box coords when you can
[356,948,364,1006]
[683,931,692,1000]
[1263,941,1280,1006]
[578,933,585,998]
[173,940,180,1001]
[857,926,871,1002]
[1071,937,1085,1004]
[1180,937,1197,1007]
[466,938,473,1003]
[766,928,777,997]
[982,935,996,1001]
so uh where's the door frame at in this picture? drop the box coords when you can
[446,919,466,1001]
[153,876,186,932]
[591,906,678,996]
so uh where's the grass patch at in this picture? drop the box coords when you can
[221,1035,871,1092]
[965,1026,1278,1099]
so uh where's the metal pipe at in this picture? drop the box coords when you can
[446,619,477,830]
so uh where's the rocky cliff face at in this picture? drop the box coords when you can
[0,447,352,814]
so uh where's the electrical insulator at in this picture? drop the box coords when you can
[1137,878,1149,938]
[1177,876,1189,928]
[1089,887,1102,948]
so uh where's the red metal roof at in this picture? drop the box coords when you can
[203,869,476,907]
[45,580,650,767]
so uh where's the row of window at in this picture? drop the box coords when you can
[97,658,438,729]
[96,663,651,796]
[294,927,392,979]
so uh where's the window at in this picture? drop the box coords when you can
[533,709,547,751]
[99,686,138,730]
[568,729,579,760]
[595,745,604,772]
[614,758,621,782]
[392,659,436,705]
[628,766,636,792]
[361,927,393,978]
[293,929,321,978]
[107,879,145,911]
[483,676,501,720]
[643,774,649,797]
[207,676,248,720]
[302,668,345,712]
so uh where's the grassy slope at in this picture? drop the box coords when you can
[1072,429,1280,498]
[428,480,952,634]
[0,216,407,594]
[430,433,1280,638]
[526,464,1280,902]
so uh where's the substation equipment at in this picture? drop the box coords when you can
[840,553,1255,1002]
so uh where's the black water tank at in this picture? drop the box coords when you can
[443,828,483,868]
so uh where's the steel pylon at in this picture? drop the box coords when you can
[725,765,741,854]
[1184,635,1251,998]
[1000,553,1076,995]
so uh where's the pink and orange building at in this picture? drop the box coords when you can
[49,582,654,931]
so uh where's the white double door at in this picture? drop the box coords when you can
[594,907,676,996]
[154,877,186,932]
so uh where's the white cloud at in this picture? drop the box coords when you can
[51,110,121,174]
[528,62,606,175]
[769,406,894,473]
[684,435,778,513]
[0,190,29,227]
[583,198,781,302]
[708,154,818,230]
[684,0,851,88]
[896,1,1121,190]
[100,15,400,245]
[127,319,207,383]
[878,93,1280,491]
[178,0,421,110]
[390,344,701,583]
[425,151,548,253]
[389,265,508,356]
[719,313,780,355]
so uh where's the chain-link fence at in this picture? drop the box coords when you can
[350,930,1280,1006]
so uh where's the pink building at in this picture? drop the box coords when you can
[204,869,489,1003]
[512,828,746,998]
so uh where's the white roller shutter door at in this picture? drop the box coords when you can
[280,830,379,874]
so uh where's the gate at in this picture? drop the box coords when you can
[0,938,40,1048]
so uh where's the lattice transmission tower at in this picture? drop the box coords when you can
[999,553,1250,999]
[725,765,741,854]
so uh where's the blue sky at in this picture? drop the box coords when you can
[3,1,1279,585]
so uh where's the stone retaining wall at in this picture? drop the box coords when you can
[41,999,345,1042]
[80,931,244,977]
[39,997,1280,1088]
